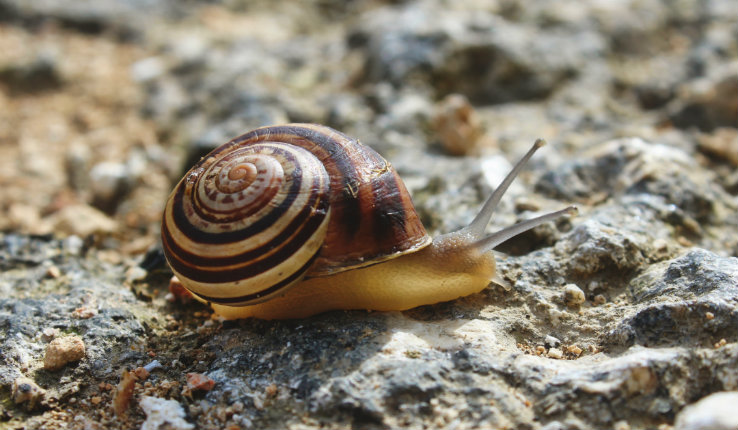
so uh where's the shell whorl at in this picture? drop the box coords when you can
[162,124,431,306]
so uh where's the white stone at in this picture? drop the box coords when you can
[140,396,194,430]
[674,391,738,430]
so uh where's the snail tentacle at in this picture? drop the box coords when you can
[463,138,547,239]
[474,206,578,252]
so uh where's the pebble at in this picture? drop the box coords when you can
[186,373,216,392]
[140,396,194,430]
[71,306,98,319]
[168,276,194,303]
[544,335,561,348]
[547,348,564,359]
[697,128,738,166]
[114,369,138,416]
[131,56,167,82]
[43,335,86,371]
[12,377,46,410]
[566,345,583,356]
[48,204,117,237]
[433,94,488,156]
[125,266,148,283]
[674,391,738,430]
[563,284,586,307]
[41,327,59,342]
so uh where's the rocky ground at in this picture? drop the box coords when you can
[1,0,736,429]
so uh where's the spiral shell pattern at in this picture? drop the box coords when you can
[162,142,331,305]
[162,124,431,306]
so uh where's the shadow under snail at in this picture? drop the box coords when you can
[161,123,576,320]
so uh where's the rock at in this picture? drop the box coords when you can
[186,373,215,392]
[544,335,561,348]
[47,204,117,237]
[674,391,738,430]
[0,0,174,36]
[433,93,490,156]
[697,128,738,167]
[352,1,602,103]
[546,347,563,359]
[563,283,586,307]
[140,396,194,430]
[607,249,738,347]
[669,61,738,131]
[89,162,132,213]
[12,376,46,410]
[0,54,63,95]
[43,336,86,371]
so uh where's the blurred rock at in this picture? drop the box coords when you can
[89,162,132,213]
[139,396,194,430]
[433,93,491,156]
[0,0,174,37]
[47,204,117,236]
[351,1,602,103]
[669,61,738,131]
[0,54,63,95]
[12,376,46,410]
[674,391,738,430]
[536,138,733,224]
[697,128,738,167]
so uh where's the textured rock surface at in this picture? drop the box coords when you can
[0,0,736,429]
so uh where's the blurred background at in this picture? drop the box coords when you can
[1,0,736,253]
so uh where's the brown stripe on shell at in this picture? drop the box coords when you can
[192,249,322,306]
[231,124,431,276]
[163,177,329,281]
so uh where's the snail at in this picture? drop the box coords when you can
[162,123,576,320]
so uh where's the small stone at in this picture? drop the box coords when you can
[131,56,167,82]
[674,391,738,430]
[186,373,215,392]
[72,306,98,319]
[114,369,138,416]
[41,327,59,342]
[46,265,61,278]
[593,294,607,305]
[12,377,46,410]
[44,336,86,371]
[566,345,583,356]
[89,161,131,211]
[62,235,85,255]
[48,204,117,237]
[535,345,546,355]
[544,335,561,348]
[705,312,714,320]
[714,339,727,348]
[433,93,489,156]
[265,383,278,398]
[125,266,148,283]
[133,367,151,380]
[168,276,194,303]
[91,396,103,405]
[697,128,738,167]
[563,284,586,306]
[613,420,630,430]
[547,348,563,359]
[140,396,194,430]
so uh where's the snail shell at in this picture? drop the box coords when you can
[162,124,431,305]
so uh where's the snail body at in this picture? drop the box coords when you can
[162,124,575,320]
